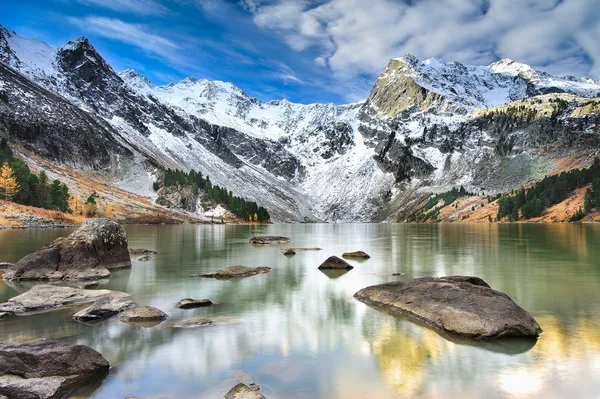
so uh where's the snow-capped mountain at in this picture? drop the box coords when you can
[1,25,599,222]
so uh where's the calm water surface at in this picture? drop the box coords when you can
[1,224,599,399]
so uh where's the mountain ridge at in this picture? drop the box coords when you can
[1,25,599,222]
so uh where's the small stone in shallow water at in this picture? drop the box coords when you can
[136,255,151,262]
[73,295,137,322]
[283,249,296,256]
[119,306,168,325]
[249,236,290,244]
[342,251,370,259]
[318,256,353,270]
[199,266,271,279]
[79,281,100,289]
[176,298,213,309]
[129,249,158,256]
[392,272,405,276]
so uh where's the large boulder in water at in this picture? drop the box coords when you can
[0,285,130,315]
[354,276,542,340]
[0,340,109,399]
[225,383,265,399]
[3,218,131,281]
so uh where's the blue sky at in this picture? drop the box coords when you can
[2,0,599,104]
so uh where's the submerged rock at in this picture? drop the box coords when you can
[283,249,296,256]
[73,295,137,322]
[318,256,353,270]
[0,285,129,315]
[354,276,542,340]
[176,298,213,309]
[249,236,290,244]
[225,383,266,399]
[0,312,11,319]
[119,306,168,324]
[199,266,271,279]
[2,218,131,281]
[0,340,109,399]
[171,316,240,329]
[280,248,322,252]
[136,255,151,262]
[129,249,158,256]
[79,281,100,289]
[342,251,370,259]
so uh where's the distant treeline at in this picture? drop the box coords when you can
[496,157,600,221]
[0,138,71,212]
[408,186,474,222]
[153,168,270,222]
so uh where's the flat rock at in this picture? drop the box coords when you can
[73,295,137,322]
[318,256,353,270]
[0,285,129,315]
[171,316,240,329]
[129,249,158,256]
[79,281,100,289]
[282,249,296,256]
[176,298,213,309]
[225,383,265,399]
[199,266,271,279]
[354,276,542,340]
[280,248,322,252]
[3,218,131,281]
[119,306,168,324]
[342,251,370,259]
[0,340,109,399]
[249,236,290,244]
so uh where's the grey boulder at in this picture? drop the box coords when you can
[225,383,265,399]
[0,340,109,399]
[342,251,370,259]
[354,276,542,340]
[2,218,131,281]
[0,285,129,315]
[120,306,168,325]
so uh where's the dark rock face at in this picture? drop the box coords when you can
[73,295,137,322]
[0,263,12,270]
[354,276,542,340]
[342,251,370,259]
[249,236,291,244]
[0,340,109,399]
[318,256,353,270]
[3,218,131,281]
[0,285,129,315]
[176,298,213,309]
[199,266,271,279]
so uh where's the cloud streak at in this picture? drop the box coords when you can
[76,0,170,16]
[68,16,180,61]
[244,0,600,82]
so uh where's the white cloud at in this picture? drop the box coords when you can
[245,0,600,82]
[76,0,170,16]
[68,16,180,61]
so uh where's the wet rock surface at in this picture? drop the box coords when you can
[199,266,271,279]
[176,298,213,309]
[354,276,542,340]
[0,340,109,399]
[119,306,168,324]
[2,218,131,281]
[225,383,266,399]
[0,285,129,315]
[249,236,290,244]
[73,295,137,322]
[318,256,353,270]
[342,251,370,259]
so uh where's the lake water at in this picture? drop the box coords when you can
[1,223,600,399]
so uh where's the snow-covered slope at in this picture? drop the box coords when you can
[1,24,599,222]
